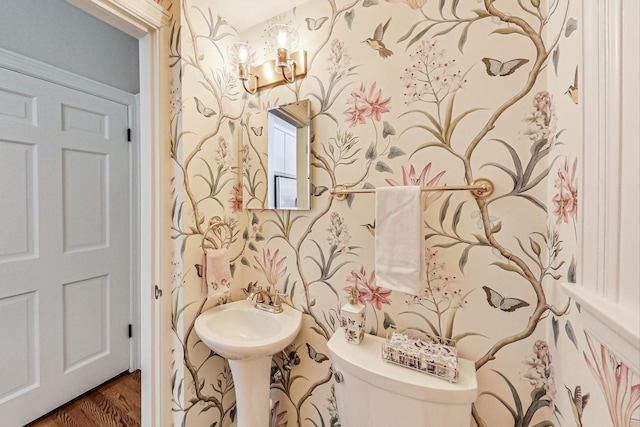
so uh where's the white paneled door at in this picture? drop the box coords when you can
[0,67,130,426]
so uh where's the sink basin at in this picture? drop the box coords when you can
[194,299,302,427]
[195,299,302,360]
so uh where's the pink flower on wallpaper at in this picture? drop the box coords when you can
[254,248,287,287]
[262,98,280,110]
[270,400,288,427]
[583,331,640,427]
[343,82,391,127]
[385,0,427,9]
[344,266,391,310]
[228,183,243,213]
[385,163,446,210]
[401,39,465,105]
[553,157,578,224]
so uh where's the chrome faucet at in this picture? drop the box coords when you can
[243,282,286,313]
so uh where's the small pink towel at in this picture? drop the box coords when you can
[202,248,231,304]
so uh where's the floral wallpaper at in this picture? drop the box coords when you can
[163,0,639,426]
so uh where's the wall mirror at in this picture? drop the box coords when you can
[241,99,311,210]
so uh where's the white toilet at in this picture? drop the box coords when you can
[327,328,478,427]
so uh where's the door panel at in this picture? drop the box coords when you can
[0,67,130,426]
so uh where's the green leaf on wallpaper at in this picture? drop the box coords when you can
[458,22,471,53]
[251,213,259,225]
[529,237,541,256]
[565,18,578,37]
[438,0,445,15]
[565,320,578,349]
[439,195,452,228]
[406,24,438,50]
[552,317,560,345]
[230,263,235,277]
[247,100,258,109]
[228,120,235,135]
[397,21,422,43]
[363,182,375,189]
[375,161,393,173]
[491,262,525,277]
[365,142,377,160]
[346,193,355,208]
[387,146,405,159]
[451,0,461,18]
[345,9,355,29]
[459,245,471,272]
[362,0,378,7]
[255,233,264,241]
[382,121,396,138]
[312,184,329,196]
[472,8,490,17]
[433,23,459,39]
[473,233,489,245]
[383,312,396,329]
[242,228,249,240]
[452,201,464,235]
[241,257,249,266]
[552,47,560,75]
[248,242,257,252]
[434,241,462,249]
[491,27,528,37]
[568,257,577,283]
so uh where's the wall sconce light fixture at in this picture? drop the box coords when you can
[229,24,307,95]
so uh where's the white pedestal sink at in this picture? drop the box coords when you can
[195,299,302,427]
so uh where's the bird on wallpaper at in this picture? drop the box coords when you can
[363,17,393,59]
[362,221,375,236]
[566,66,579,104]
[566,385,590,427]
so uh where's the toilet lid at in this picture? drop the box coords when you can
[327,328,478,404]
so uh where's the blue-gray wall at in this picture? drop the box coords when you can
[0,0,139,93]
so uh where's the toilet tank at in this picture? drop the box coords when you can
[327,328,478,427]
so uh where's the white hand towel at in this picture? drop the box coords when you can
[375,186,423,295]
[202,247,231,304]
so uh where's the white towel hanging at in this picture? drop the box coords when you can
[375,186,423,295]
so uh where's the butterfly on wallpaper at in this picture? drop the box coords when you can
[482,286,530,312]
[306,343,330,363]
[251,126,263,136]
[306,16,328,31]
[481,58,529,77]
[566,66,578,104]
[194,96,216,117]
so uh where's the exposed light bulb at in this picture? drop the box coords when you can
[238,46,248,63]
[277,30,288,49]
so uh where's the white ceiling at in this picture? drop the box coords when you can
[216,0,310,33]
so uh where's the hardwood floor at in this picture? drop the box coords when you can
[26,370,141,427]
